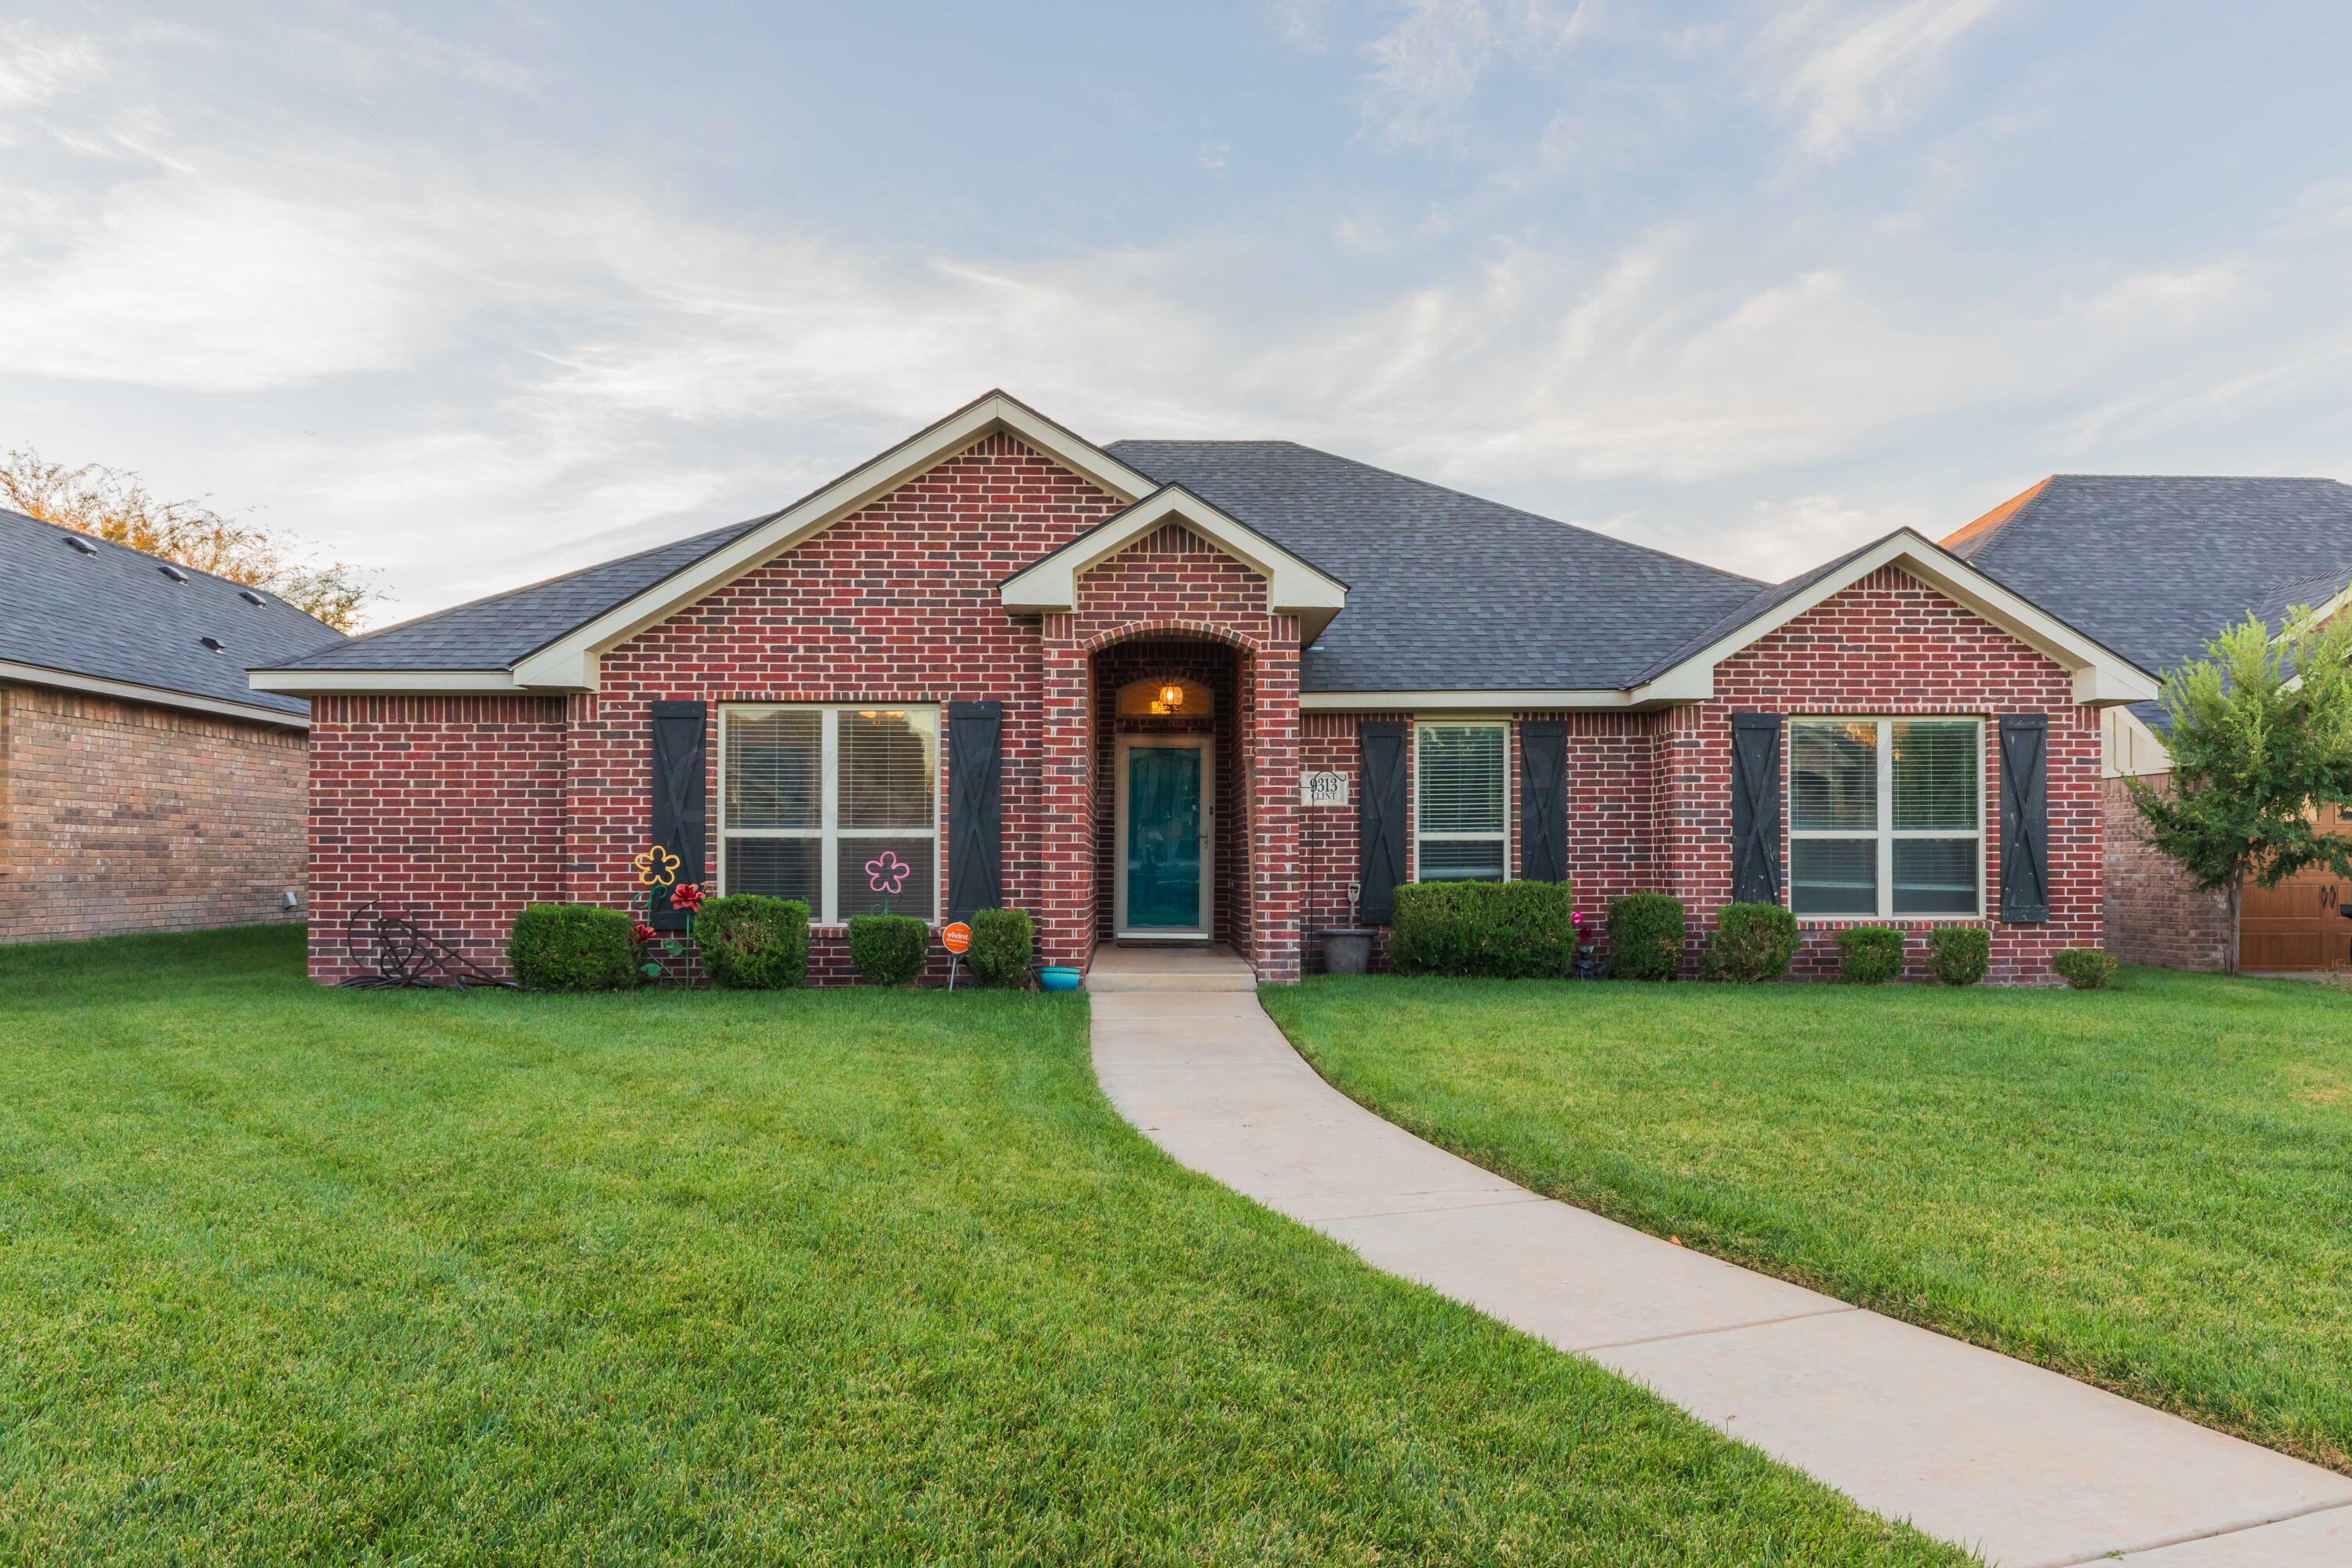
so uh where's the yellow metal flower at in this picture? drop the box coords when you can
[634,844,680,887]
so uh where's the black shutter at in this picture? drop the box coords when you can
[1519,719,1568,883]
[947,700,1004,920]
[648,701,707,931]
[2000,713,2049,923]
[1358,720,1409,924]
[1729,713,1784,905]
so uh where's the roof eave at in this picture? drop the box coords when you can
[3,658,310,728]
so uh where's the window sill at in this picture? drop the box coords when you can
[1792,915,1990,927]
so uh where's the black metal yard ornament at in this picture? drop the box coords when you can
[340,904,517,989]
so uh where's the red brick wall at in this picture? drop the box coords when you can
[305,694,565,983]
[303,437,1310,985]
[1297,569,2100,985]
[1684,564,2101,984]
[1,683,309,946]
[2102,773,2230,971]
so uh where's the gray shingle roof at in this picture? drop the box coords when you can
[266,516,771,671]
[256,437,1770,693]
[1105,441,1764,690]
[1950,475,2352,729]
[0,507,343,719]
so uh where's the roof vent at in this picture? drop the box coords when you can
[159,563,189,583]
[238,588,267,606]
[199,635,225,652]
[65,535,97,556]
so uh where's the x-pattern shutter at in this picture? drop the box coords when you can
[648,701,707,931]
[1519,720,1568,883]
[1999,713,2049,923]
[1729,713,1784,905]
[1358,720,1409,924]
[946,701,1004,920]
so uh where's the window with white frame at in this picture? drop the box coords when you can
[1415,721,1509,882]
[720,704,939,924]
[1788,718,1982,918]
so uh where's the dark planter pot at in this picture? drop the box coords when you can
[1319,927,1375,976]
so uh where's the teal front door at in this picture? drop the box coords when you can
[1122,742,1207,933]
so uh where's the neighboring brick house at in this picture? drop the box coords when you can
[1946,475,2352,972]
[252,391,2154,987]
[0,508,343,944]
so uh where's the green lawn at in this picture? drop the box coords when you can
[1261,967,2352,1475]
[0,927,1965,1566]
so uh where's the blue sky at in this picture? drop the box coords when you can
[5,2,2351,625]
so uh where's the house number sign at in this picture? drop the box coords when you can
[1301,771,1348,807]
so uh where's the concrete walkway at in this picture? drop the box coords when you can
[1089,980,2352,1568]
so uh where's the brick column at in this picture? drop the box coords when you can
[1036,620,1097,970]
[1245,636,1303,982]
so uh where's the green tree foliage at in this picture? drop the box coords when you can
[2128,609,2352,974]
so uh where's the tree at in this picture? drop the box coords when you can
[2128,608,2352,975]
[0,448,375,632]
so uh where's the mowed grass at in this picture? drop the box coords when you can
[1261,967,2352,1473]
[0,927,1967,1567]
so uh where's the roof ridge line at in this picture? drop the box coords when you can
[1118,437,1767,591]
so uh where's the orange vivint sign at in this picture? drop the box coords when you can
[941,921,972,955]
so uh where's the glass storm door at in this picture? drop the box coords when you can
[1123,742,1205,933]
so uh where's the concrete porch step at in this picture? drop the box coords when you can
[1086,943,1258,993]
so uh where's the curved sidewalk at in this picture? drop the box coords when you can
[1090,986,2352,1568]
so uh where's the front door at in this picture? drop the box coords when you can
[1118,737,1210,937]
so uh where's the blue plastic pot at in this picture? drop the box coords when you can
[1037,966,1083,993]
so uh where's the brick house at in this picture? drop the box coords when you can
[1946,474,2352,973]
[252,392,2154,986]
[0,508,343,943]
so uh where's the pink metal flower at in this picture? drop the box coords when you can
[866,850,911,896]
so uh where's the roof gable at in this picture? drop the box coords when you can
[1629,528,2158,707]
[1000,485,1347,641]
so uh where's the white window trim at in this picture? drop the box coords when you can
[1410,720,1512,884]
[1788,716,1985,922]
[717,702,941,927]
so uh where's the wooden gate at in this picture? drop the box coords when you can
[2239,804,2352,971]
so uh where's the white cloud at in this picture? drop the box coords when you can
[2082,263,2248,337]
[0,22,106,112]
[1763,0,2011,158]
[1358,0,1591,148]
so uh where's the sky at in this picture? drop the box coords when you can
[5,1,2352,628]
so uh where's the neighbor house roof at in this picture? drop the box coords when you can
[245,392,2152,709]
[1944,475,2352,727]
[0,507,343,724]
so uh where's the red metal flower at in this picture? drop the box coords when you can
[631,921,656,946]
[670,881,706,913]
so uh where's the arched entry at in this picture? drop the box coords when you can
[1091,637,1246,947]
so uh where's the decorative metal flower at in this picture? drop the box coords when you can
[630,921,657,946]
[670,881,706,915]
[634,844,680,887]
[866,849,911,896]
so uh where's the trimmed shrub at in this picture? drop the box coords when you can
[1836,926,1907,985]
[1606,892,1686,982]
[848,914,930,987]
[694,895,810,989]
[508,903,637,992]
[967,908,1036,989]
[1705,902,1799,982]
[1928,925,1991,987]
[1388,880,1579,978]
[2053,948,2118,989]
